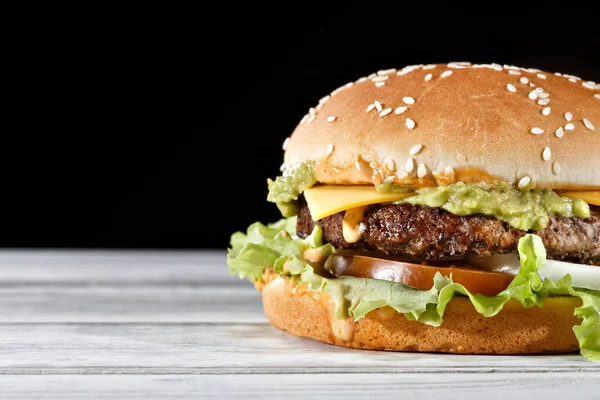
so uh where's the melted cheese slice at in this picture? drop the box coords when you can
[560,191,600,206]
[303,185,414,220]
[303,186,600,222]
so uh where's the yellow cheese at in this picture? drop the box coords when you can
[303,186,600,222]
[303,185,414,220]
[560,191,600,206]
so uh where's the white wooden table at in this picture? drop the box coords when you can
[0,250,597,398]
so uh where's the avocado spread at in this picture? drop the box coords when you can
[267,161,317,217]
[266,162,590,231]
[399,181,590,231]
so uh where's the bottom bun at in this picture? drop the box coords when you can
[261,273,582,355]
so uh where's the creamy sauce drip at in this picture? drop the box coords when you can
[342,206,367,243]
[260,269,356,342]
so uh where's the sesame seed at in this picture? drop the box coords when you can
[569,78,578,83]
[385,159,396,171]
[457,153,467,162]
[542,147,551,161]
[383,175,395,183]
[409,144,423,155]
[300,114,309,124]
[368,73,377,79]
[405,118,416,129]
[326,116,336,122]
[537,99,550,105]
[307,115,316,123]
[565,112,573,121]
[520,77,529,84]
[374,100,383,111]
[507,84,517,93]
[423,64,437,70]
[397,65,423,76]
[345,82,354,88]
[405,158,415,172]
[309,107,316,116]
[555,72,562,76]
[582,81,595,90]
[508,69,521,75]
[542,107,551,116]
[379,108,392,117]
[316,103,324,111]
[538,92,550,99]
[553,162,561,175]
[535,87,544,93]
[583,118,595,130]
[378,68,396,75]
[375,81,386,87]
[424,73,433,81]
[595,94,600,99]
[355,161,361,172]
[356,77,368,83]
[366,104,376,112]
[417,163,427,178]
[326,144,334,156]
[440,70,453,78]
[448,61,471,68]
[319,95,330,104]
[394,106,407,115]
[531,127,544,135]
[445,166,455,176]
[372,75,389,82]
[528,90,538,100]
[565,123,575,131]
[555,127,564,138]
[282,137,290,150]
[403,96,416,105]
[537,73,547,80]
[518,176,531,189]
[398,171,409,179]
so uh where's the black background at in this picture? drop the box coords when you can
[3,3,599,249]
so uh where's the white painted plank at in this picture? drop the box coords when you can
[0,286,265,323]
[0,250,230,284]
[0,249,265,323]
[0,324,595,373]
[0,372,598,399]
[0,248,597,398]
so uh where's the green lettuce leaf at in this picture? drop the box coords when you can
[227,218,600,362]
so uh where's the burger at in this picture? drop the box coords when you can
[227,61,600,361]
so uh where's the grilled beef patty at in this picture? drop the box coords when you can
[296,201,600,264]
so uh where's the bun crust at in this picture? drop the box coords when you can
[262,274,582,355]
[283,62,600,190]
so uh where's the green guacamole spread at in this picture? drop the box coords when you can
[398,181,590,231]
[267,161,317,217]
[266,161,590,231]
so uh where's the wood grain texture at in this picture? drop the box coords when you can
[0,250,597,398]
[1,373,599,399]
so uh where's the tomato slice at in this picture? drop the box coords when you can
[324,252,514,296]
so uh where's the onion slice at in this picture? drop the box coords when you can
[466,253,600,291]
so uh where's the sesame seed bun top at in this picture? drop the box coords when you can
[282,62,600,191]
